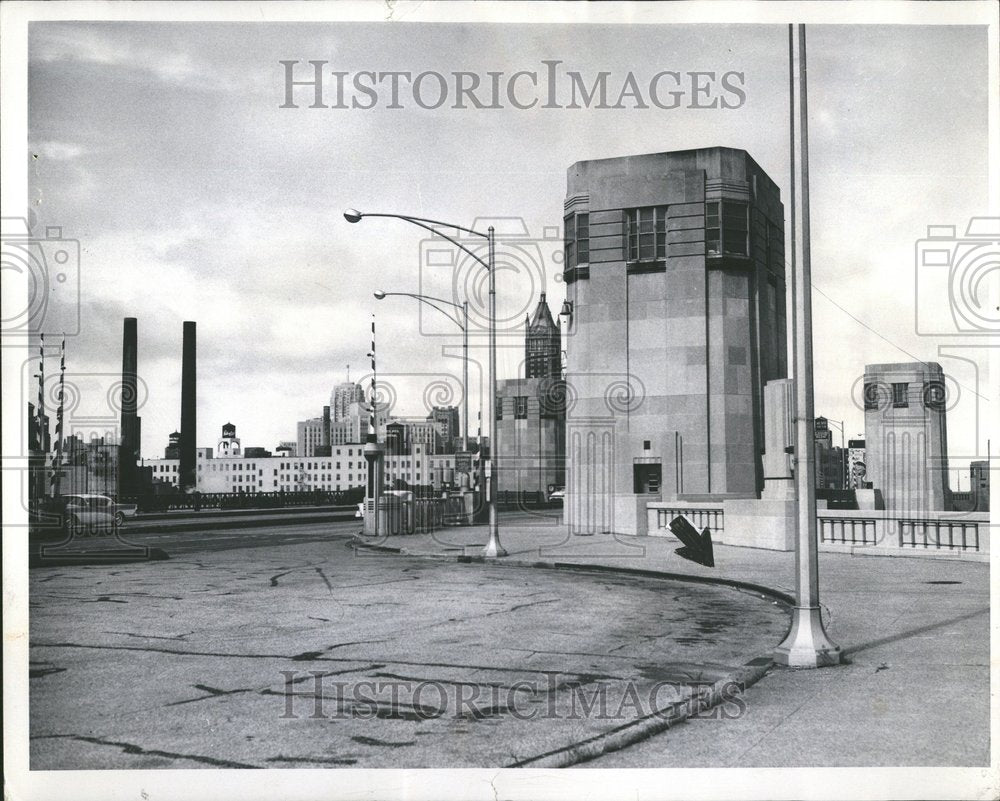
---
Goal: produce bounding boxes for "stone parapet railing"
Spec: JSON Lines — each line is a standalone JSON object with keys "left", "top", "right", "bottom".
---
{"left": 647, "top": 500, "right": 990, "bottom": 559}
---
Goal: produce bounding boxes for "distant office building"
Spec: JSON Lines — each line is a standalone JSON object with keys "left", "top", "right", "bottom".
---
{"left": 525, "top": 292, "right": 561, "bottom": 379}
{"left": 428, "top": 406, "right": 461, "bottom": 451}
{"left": 49, "top": 435, "right": 120, "bottom": 498}
{"left": 296, "top": 417, "right": 324, "bottom": 457}
{"left": 403, "top": 418, "right": 441, "bottom": 453}
{"left": 217, "top": 423, "right": 242, "bottom": 458}
{"left": 496, "top": 294, "right": 566, "bottom": 497}
{"left": 496, "top": 376, "right": 566, "bottom": 496}
{"left": 813, "top": 417, "right": 845, "bottom": 490}
{"left": 331, "top": 382, "right": 365, "bottom": 422}
{"left": 61, "top": 434, "right": 87, "bottom": 466}
{"left": 331, "top": 401, "right": 388, "bottom": 445}
{"left": 385, "top": 421, "right": 406, "bottom": 456}
{"left": 863, "top": 362, "right": 950, "bottom": 512}
{"left": 562, "top": 147, "right": 787, "bottom": 533}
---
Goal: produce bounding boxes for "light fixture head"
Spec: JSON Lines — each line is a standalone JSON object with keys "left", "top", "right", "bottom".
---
{"left": 343, "top": 208, "right": 363, "bottom": 223}
{"left": 373, "top": 290, "right": 386, "bottom": 300}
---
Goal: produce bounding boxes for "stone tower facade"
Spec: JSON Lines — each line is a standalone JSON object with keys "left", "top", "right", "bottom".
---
{"left": 863, "top": 361, "right": 950, "bottom": 512}
{"left": 561, "top": 147, "right": 787, "bottom": 534}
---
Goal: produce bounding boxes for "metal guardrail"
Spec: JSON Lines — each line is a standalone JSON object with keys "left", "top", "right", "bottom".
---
{"left": 818, "top": 516, "right": 877, "bottom": 546}
{"left": 897, "top": 518, "right": 980, "bottom": 551}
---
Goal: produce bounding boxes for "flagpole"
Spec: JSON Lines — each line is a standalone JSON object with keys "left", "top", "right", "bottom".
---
{"left": 52, "top": 336, "right": 66, "bottom": 498}
{"left": 37, "top": 334, "right": 47, "bottom": 504}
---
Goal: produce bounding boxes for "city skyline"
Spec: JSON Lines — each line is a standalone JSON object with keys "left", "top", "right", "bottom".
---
{"left": 18, "top": 19, "right": 993, "bottom": 474}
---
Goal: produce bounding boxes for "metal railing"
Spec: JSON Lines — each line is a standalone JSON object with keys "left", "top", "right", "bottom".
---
{"left": 898, "top": 518, "right": 980, "bottom": 551}
{"left": 818, "top": 516, "right": 877, "bottom": 546}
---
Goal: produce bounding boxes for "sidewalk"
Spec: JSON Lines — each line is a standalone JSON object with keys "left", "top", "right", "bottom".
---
{"left": 362, "top": 519, "right": 991, "bottom": 767}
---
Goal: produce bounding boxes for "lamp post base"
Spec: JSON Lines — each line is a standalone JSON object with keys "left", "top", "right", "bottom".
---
{"left": 773, "top": 605, "right": 842, "bottom": 668}
{"left": 482, "top": 530, "right": 507, "bottom": 558}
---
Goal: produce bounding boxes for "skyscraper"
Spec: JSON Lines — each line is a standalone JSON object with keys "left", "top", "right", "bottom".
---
{"left": 496, "top": 293, "right": 567, "bottom": 497}
{"left": 525, "top": 293, "right": 561, "bottom": 379}
{"left": 427, "top": 405, "right": 460, "bottom": 452}
{"left": 331, "top": 382, "right": 365, "bottom": 422}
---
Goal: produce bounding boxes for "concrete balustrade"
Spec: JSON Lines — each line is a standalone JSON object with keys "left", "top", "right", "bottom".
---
{"left": 646, "top": 500, "right": 989, "bottom": 561}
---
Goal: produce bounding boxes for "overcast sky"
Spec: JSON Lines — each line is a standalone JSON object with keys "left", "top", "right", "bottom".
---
{"left": 23, "top": 18, "right": 991, "bottom": 478}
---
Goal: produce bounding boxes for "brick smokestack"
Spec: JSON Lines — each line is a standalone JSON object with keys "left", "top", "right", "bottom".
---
{"left": 117, "top": 317, "right": 138, "bottom": 498}
{"left": 180, "top": 321, "right": 197, "bottom": 492}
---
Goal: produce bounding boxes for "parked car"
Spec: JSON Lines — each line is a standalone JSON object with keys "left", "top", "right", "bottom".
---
{"left": 60, "top": 494, "right": 118, "bottom": 537}
{"left": 112, "top": 500, "right": 138, "bottom": 526}
{"left": 548, "top": 487, "right": 565, "bottom": 504}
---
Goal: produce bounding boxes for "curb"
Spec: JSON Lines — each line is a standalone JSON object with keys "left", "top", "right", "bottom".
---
{"left": 30, "top": 546, "right": 171, "bottom": 568}
{"left": 508, "top": 656, "right": 774, "bottom": 768}
{"left": 352, "top": 537, "right": 795, "bottom": 606}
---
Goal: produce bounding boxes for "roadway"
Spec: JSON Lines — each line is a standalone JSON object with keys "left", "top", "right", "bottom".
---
{"left": 28, "top": 512, "right": 786, "bottom": 769}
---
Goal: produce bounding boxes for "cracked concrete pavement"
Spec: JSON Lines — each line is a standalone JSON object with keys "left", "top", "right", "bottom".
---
{"left": 29, "top": 521, "right": 787, "bottom": 769}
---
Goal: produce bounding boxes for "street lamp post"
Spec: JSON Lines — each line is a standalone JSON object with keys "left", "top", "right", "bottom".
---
{"left": 374, "top": 290, "right": 469, "bottom": 453}
{"left": 345, "top": 209, "right": 505, "bottom": 557}
{"left": 774, "top": 24, "right": 841, "bottom": 668}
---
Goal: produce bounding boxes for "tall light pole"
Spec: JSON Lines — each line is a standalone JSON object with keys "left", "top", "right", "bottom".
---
{"left": 374, "top": 290, "right": 469, "bottom": 453}
{"left": 774, "top": 24, "right": 841, "bottom": 668}
{"left": 345, "top": 209, "right": 505, "bottom": 557}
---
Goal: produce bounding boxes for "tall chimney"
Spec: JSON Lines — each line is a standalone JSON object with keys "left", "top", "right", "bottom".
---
{"left": 117, "top": 317, "right": 138, "bottom": 498}
{"left": 322, "top": 405, "right": 331, "bottom": 448}
{"left": 180, "top": 321, "right": 197, "bottom": 492}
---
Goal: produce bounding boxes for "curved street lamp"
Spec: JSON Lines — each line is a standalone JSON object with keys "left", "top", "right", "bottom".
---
{"left": 373, "top": 290, "right": 469, "bottom": 454}
{"left": 345, "top": 209, "right": 505, "bottom": 558}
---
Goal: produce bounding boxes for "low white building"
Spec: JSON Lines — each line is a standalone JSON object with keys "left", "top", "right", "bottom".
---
{"left": 145, "top": 444, "right": 456, "bottom": 494}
